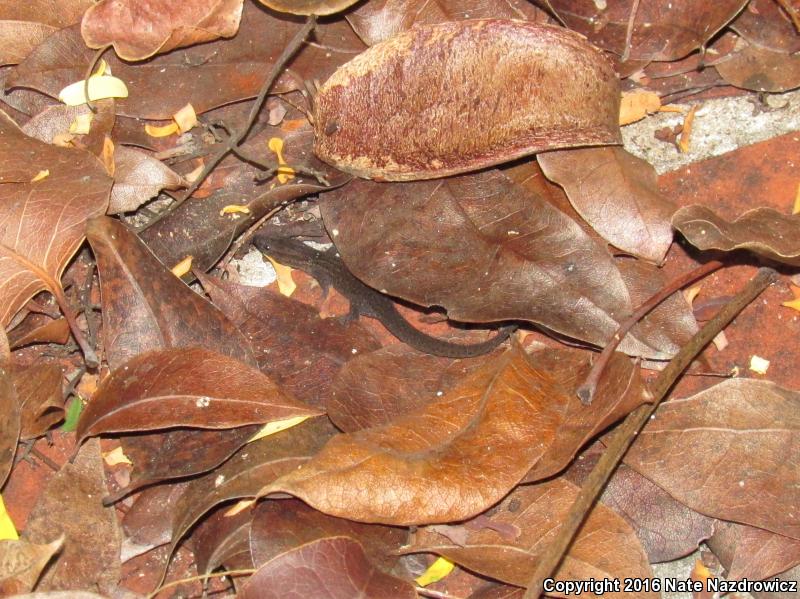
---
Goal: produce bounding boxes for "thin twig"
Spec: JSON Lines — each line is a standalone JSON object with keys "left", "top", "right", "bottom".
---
{"left": 218, "top": 204, "right": 285, "bottom": 272}
{"left": 620, "top": 0, "right": 641, "bottom": 63}
{"left": 147, "top": 568, "right": 256, "bottom": 599}
{"left": 578, "top": 259, "right": 723, "bottom": 404}
{"left": 522, "top": 267, "right": 777, "bottom": 599}
{"left": 139, "top": 17, "right": 317, "bottom": 233}
{"left": 83, "top": 45, "right": 110, "bottom": 113}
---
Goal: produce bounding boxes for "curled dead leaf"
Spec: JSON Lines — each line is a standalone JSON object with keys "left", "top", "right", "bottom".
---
{"left": 672, "top": 205, "right": 800, "bottom": 266}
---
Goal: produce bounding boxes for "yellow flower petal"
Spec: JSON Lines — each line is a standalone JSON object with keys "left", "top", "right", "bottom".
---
{"left": 0, "top": 495, "right": 18, "bottom": 540}
{"left": 248, "top": 415, "right": 309, "bottom": 442}
{"left": 58, "top": 75, "right": 129, "bottom": 106}
{"left": 145, "top": 122, "right": 179, "bottom": 137}
{"left": 171, "top": 255, "right": 193, "bottom": 278}
{"left": 415, "top": 557, "right": 455, "bottom": 587}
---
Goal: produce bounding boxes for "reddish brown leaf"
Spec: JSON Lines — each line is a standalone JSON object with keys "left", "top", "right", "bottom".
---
{"left": 250, "top": 499, "right": 408, "bottom": 574}
{"left": 82, "top": 0, "right": 244, "bottom": 61}
{"left": 86, "top": 216, "right": 256, "bottom": 370}
{"left": 625, "top": 379, "right": 800, "bottom": 539}
{"left": 107, "top": 146, "right": 184, "bottom": 214}
{"left": 715, "top": 37, "right": 800, "bottom": 92}
{"left": 538, "top": 146, "right": 676, "bottom": 263}
{"left": 198, "top": 274, "right": 380, "bottom": 410}
{"left": 0, "top": 365, "right": 19, "bottom": 488}
{"left": 11, "top": 363, "right": 63, "bottom": 440}
{"left": 544, "top": 0, "right": 747, "bottom": 63}
{"left": 77, "top": 347, "right": 321, "bottom": 442}
{"left": 0, "top": 110, "right": 111, "bottom": 327}
{"left": 119, "top": 426, "right": 259, "bottom": 498}
{"left": 122, "top": 482, "right": 190, "bottom": 554}
{"left": 313, "top": 20, "right": 620, "bottom": 180}
{"left": 190, "top": 504, "right": 253, "bottom": 576}
{"left": 257, "top": 0, "right": 360, "bottom": 15}
{"left": 7, "top": 314, "right": 70, "bottom": 348}
{"left": 239, "top": 536, "right": 416, "bottom": 599}
{"left": 0, "top": 0, "right": 91, "bottom": 65}
{"left": 261, "top": 345, "right": 647, "bottom": 525}
{"left": 328, "top": 344, "right": 493, "bottom": 432}
{"left": 731, "top": 0, "right": 800, "bottom": 53}
{"left": 168, "top": 418, "right": 336, "bottom": 561}
{"left": 672, "top": 205, "right": 800, "bottom": 266}
{"left": 709, "top": 521, "right": 800, "bottom": 582}
{"left": 403, "top": 479, "right": 656, "bottom": 596}
{"left": 321, "top": 170, "right": 683, "bottom": 358}
{"left": 565, "top": 450, "right": 715, "bottom": 563}
{"left": 346, "top": 0, "right": 550, "bottom": 46}
{"left": 9, "top": 5, "right": 365, "bottom": 119}
{"left": 21, "top": 439, "right": 121, "bottom": 594}
{"left": 0, "top": 536, "right": 63, "bottom": 594}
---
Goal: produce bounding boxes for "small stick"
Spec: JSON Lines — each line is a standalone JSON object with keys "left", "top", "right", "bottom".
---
{"left": 139, "top": 17, "right": 316, "bottom": 233}
{"left": 218, "top": 204, "right": 285, "bottom": 272}
{"left": 522, "top": 266, "right": 777, "bottom": 599}
{"left": 620, "top": 0, "right": 641, "bottom": 63}
{"left": 83, "top": 45, "right": 110, "bottom": 113}
{"left": 146, "top": 568, "right": 256, "bottom": 599}
{"left": 578, "top": 259, "right": 723, "bottom": 404}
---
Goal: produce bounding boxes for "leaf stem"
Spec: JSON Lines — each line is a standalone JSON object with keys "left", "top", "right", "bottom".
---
{"left": 139, "top": 16, "right": 317, "bottom": 233}
{"left": 522, "top": 266, "right": 777, "bottom": 599}
{"left": 578, "top": 259, "right": 723, "bottom": 404}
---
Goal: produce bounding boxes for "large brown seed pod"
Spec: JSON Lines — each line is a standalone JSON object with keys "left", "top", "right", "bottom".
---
{"left": 313, "top": 19, "right": 622, "bottom": 181}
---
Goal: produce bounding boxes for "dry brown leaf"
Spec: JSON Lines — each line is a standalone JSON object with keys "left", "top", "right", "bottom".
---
{"left": 672, "top": 205, "right": 800, "bottom": 266}
{"left": 625, "top": 379, "right": 800, "bottom": 539}
{"left": 0, "top": 110, "right": 111, "bottom": 328}
{"left": 538, "top": 146, "right": 676, "bottom": 263}
{"left": 0, "top": 536, "right": 63, "bottom": 594}
{"left": 260, "top": 344, "right": 646, "bottom": 525}
{"left": 715, "top": 36, "right": 800, "bottom": 92}
{"left": 314, "top": 19, "right": 620, "bottom": 180}
{"left": 403, "top": 479, "right": 656, "bottom": 596}
{"left": 81, "top": 0, "right": 244, "bottom": 61}
{"left": 76, "top": 346, "right": 321, "bottom": 443}
{"left": 107, "top": 146, "right": 184, "bottom": 214}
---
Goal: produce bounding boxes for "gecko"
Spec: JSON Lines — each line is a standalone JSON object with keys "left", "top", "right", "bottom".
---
{"left": 253, "top": 234, "right": 515, "bottom": 359}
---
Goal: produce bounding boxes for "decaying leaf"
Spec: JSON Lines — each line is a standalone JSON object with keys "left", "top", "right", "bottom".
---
{"left": 250, "top": 498, "right": 407, "bottom": 574}
{"left": 708, "top": 520, "right": 800, "bottom": 582}
{"left": 107, "top": 146, "right": 184, "bottom": 214}
{"left": 625, "top": 379, "right": 800, "bottom": 539}
{"left": 672, "top": 205, "right": 800, "bottom": 266}
{"left": 21, "top": 440, "right": 121, "bottom": 594}
{"left": 260, "top": 345, "right": 646, "bottom": 525}
{"left": 538, "top": 147, "right": 676, "bottom": 263}
{"left": 0, "top": 110, "right": 111, "bottom": 327}
{"left": 0, "top": 536, "right": 63, "bottom": 594}
{"left": 346, "top": 0, "right": 550, "bottom": 46}
{"left": 81, "top": 0, "right": 244, "bottom": 61}
{"left": 167, "top": 418, "right": 336, "bottom": 564}
{"left": 198, "top": 273, "right": 380, "bottom": 409}
{"left": 321, "top": 170, "right": 687, "bottom": 358}
{"left": 543, "top": 0, "right": 747, "bottom": 63}
{"left": 11, "top": 363, "right": 63, "bottom": 440}
{"left": 76, "top": 347, "right": 321, "bottom": 443}
{"left": 565, "top": 451, "right": 715, "bottom": 563}
{"left": 0, "top": 0, "right": 91, "bottom": 65}
{"left": 118, "top": 426, "right": 260, "bottom": 498}
{"left": 715, "top": 36, "right": 800, "bottom": 92}
{"left": 239, "top": 537, "right": 417, "bottom": 599}
{"left": 730, "top": 0, "right": 800, "bottom": 54}
{"left": 189, "top": 505, "right": 253, "bottom": 576}
{"left": 86, "top": 216, "right": 257, "bottom": 369}
{"left": 314, "top": 19, "right": 621, "bottom": 180}
{"left": 403, "top": 479, "right": 656, "bottom": 596}
{"left": 257, "top": 0, "right": 360, "bottom": 16}
{"left": 0, "top": 367, "right": 19, "bottom": 488}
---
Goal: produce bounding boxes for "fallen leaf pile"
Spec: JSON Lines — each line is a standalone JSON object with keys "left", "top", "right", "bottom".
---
{"left": 0, "top": 0, "right": 799, "bottom": 597}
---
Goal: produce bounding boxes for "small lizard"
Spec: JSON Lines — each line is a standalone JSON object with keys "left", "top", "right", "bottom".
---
{"left": 253, "top": 234, "right": 515, "bottom": 359}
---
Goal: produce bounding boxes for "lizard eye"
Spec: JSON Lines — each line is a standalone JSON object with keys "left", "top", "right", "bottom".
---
{"left": 324, "top": 121, "right": 340, "bottom": 136}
